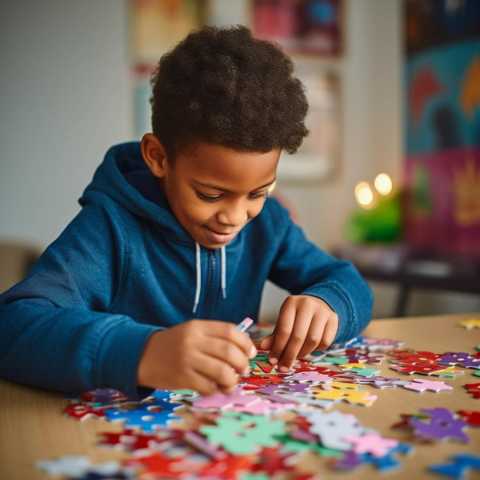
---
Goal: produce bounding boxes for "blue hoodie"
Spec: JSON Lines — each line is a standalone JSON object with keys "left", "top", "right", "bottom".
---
{"left": 0, "top": 142, "right": 373, "bottom": 396}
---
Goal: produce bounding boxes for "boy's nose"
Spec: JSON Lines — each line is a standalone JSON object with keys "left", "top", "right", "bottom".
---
{"left": 217, "top": 203, "right": 248, "bottom": 227}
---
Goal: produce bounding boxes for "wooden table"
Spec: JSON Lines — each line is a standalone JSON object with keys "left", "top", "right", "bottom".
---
{"left": 1, "top": 314, "right": 479, "bottom": 479}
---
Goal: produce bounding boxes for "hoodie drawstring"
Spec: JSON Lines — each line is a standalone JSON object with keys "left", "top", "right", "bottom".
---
{"left": 221, "top": 246, "right": 227, "bottom": 300}
{"left": 192, "top": 243, "right": 227, "bottom": 314}
{"left": 193, "top": 242, "right": 202, "bottom": 314}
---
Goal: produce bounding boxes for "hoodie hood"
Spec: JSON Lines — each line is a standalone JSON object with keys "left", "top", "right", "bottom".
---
{"left": 80, "top": 141, "right": 194, "bottom": 246}
{"left": 80, "top": 141, "right": 227, "bottom": 313}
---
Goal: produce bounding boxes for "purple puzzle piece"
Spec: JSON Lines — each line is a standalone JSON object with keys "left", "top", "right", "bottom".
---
{"left": 333, "top": 450, "right": 364, "bottom": 471}
{"left": 439, "top": 352, "right": 473, "bottom": 366}
{"left": 410, "top": 408, "right": 469, "bottom": 443}
{"left": 438, "top": 352, "right": 480, "bottom": 370}
{"left": 461, "top": 357, "right": 480, "bottom": 369}
{"left": 256, "top": 383, "right": 309, "bottom": 402}
{"left": 281, "top": 383, "right": 310, "bottom": 394}
{"left": 256, "top": 384, "right": 280, "bottom": 395}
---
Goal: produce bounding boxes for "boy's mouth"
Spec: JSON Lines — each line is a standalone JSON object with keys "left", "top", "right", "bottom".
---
{"left": 203, "top": 226, "right": 238, "bottom": 245}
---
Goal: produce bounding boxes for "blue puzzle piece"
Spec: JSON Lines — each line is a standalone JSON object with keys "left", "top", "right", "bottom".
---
{"left": 429, "top": 454, "right": 480, "bottom": 480}
{"left": 366, "top": 443, "right": 413, "bottom": 472}
{"left": 150, "top": 389, "right": 174, "bottom": 402}
{"left": 72, "top": 472, "right": 131, "bottom": 480}
{"left": 105, "top": 404, "right": 180, "bottom": 432}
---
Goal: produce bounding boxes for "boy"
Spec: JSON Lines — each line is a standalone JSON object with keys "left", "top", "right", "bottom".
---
{"left": 0, "top": 26, "right": 372, "bottom": 397}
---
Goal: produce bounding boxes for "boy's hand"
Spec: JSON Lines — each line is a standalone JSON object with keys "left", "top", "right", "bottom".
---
{"left": 137, "top": 320, "right": 257, "bottom": 396}
{"left": 259, "top": 295, "right": 338, "bottom": 371}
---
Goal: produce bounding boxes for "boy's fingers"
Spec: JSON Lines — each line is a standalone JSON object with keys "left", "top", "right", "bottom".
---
{"left": 277, "top": 303, "right": 314, "bottom": 370}
{"left": 269, "top": 300, "right": 296, "bottom": 364}
{"left": 205, "top": 321, "right": 257, "bottom": 358}
{"left": 298, "top": 313, "right": 328, "bottom": 359}
{"left": 201, "top": 338, "right": 250, "bottom": 375}
{"left": 189, "top": 366, "right": 220, "bottom": 396}
{"left": 259, "top": 334, "right": 274, "bottom": 350}
{"left": 193, "top": 352, "right": 239, "bottom": 391}
{"left": 318, "top": 314, "right": 339, "bottom": 350}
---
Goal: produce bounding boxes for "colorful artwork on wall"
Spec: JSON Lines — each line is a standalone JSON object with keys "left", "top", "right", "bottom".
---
{"left": 404, "top": 0, "right": 480, "bottom": 258}
{"left": 130, "top": 0, "right": 207, "bottom": 137}
{"left": 251, "top": 0, "right": 343, "bottom": 57}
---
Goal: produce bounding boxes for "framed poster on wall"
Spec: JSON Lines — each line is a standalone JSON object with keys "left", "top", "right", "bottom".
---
{"left": 251, "top": 0, "right": 343, "bottom": 58}
{"left": 278, "top": 62, "right": 341, "bottom": 182}
{"left": 130, "top": 0, "right": 207, "bottom": 137}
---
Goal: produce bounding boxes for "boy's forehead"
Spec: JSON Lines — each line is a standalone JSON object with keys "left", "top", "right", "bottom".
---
{"left": 178, "top": 142, "right": 280, "bottom": 189}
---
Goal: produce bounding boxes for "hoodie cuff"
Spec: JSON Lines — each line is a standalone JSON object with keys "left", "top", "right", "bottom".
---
{"left": 301, "top": 284, "right": 355, "bottom": 343}
{"left": 95, "top": 319, "right": 162, "bottom": 398}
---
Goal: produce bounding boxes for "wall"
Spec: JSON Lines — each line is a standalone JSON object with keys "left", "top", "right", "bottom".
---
{"left": 0, "top": 0, "right": 131, "bottom": 246}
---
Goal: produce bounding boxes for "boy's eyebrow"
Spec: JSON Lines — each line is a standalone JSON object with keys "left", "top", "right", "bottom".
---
{"left": 193, "top": 178, "right": 276, "bottom": 193}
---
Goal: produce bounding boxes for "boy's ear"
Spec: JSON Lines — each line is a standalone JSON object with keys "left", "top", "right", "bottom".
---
{"left": 141, "top": 133, "right": 169, "bottom": 178}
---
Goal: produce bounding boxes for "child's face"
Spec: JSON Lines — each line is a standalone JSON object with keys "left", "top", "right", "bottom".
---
{"left": 143, "top": 137, "right": 280, "bottom": 249}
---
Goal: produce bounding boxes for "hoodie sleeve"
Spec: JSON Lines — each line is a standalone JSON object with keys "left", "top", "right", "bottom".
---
{"left": 267, "top": 201, "right": 374, "bottom": 343}
{"left": 0, "top": 204, "right": 159, "bottom": 396}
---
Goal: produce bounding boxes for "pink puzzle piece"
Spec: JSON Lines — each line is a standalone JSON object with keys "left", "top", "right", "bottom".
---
{"left": 403, "top": 379, "right": 453, "bottom": 393}
{"left": 237, "top": 398, "right": 296, "bottom": 414}
{"left": 344, "top": 433, "right": 399, "bottom": 458}
{"left": 285, "top": 372, "right": 333, "bottom": 383}
{"left": 192, "top": 388, "right": 258, "bottom": 410}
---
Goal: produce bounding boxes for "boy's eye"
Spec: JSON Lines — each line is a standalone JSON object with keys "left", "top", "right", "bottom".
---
{"left": 195, "top": 190, "right": 268, "bottom": 202}
{"left": 196, "top": 191, "right": 223, "bottom": 202}
{"left": 249, "top": 191, "right": 267, "bottom": 200}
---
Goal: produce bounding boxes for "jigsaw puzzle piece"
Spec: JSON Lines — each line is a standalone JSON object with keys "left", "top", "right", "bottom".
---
{"left": 429, "top": 454, "right": 480, "bottom": 479}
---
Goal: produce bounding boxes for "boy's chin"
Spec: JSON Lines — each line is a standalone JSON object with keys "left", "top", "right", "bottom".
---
{"left": 197, "top": 239, "right": 231, "bottom": 250}
{"left": 199, "top": 226, "right": 238, "bottom": 248}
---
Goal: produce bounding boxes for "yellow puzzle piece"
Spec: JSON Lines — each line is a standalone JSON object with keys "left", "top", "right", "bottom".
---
{"left": 459, "top": 318, "right": 480, "bottom": 330}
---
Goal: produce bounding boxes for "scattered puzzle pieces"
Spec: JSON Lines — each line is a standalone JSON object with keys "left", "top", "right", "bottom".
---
{"left": 43, "top": 330, "right": 480, "bottom": 480}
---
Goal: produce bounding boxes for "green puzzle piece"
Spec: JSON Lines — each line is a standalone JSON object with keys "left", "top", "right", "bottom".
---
{"left": 277, "top": 435, "right": 342, "bottom": 458}
{"left": 241, "top": 474, "right": 270, "bottom": 480}
{"left": 200, "top": 412, "right": 285, "bottom": 455}
{"left": 321, "top": 355, "right": 349, "bottom": 365}
{"left": 348, "top": 367, "right": 379, "bottom": 377}
{"left": 254, "top": 353, "right": 269, "bottom": 362}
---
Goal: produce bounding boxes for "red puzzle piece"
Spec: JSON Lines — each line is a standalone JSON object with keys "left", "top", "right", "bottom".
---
{"left": 63, "top": 403, "right": 109, "bottom": 421}
{"left": 464, "top": 383, "right": 480, "bottom": 399}
{"left": 251, "top": 447, "right": 294, "bottom": 476}
{"left": 457, "top": 410, "right": 480, "bottom": 427}
{"left": 199, "top": 453, "right": 253, "bottom": 479}
{"left": 98, "top": 429, "right": 183, "bottom": 452}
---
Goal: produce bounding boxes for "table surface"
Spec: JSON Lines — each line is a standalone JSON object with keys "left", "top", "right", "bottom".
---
{"left": 1, "top": 313, "right": 479, "bottom": 480}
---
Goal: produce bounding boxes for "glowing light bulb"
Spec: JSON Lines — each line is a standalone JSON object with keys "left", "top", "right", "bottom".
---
{"left": 374, "top": 173, "right": 393, "bottom": 196}
{"left": 354, "top": 181, "right": 374, "bottom": 208}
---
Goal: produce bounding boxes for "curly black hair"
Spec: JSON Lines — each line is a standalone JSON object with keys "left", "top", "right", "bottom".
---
{"left": 150, "top": 25, "right": 309, "bottom": 158}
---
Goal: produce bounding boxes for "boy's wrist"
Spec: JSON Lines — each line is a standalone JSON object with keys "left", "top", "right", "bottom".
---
{"left": 137, "top": 329, "right": 168, "bottom": 388}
